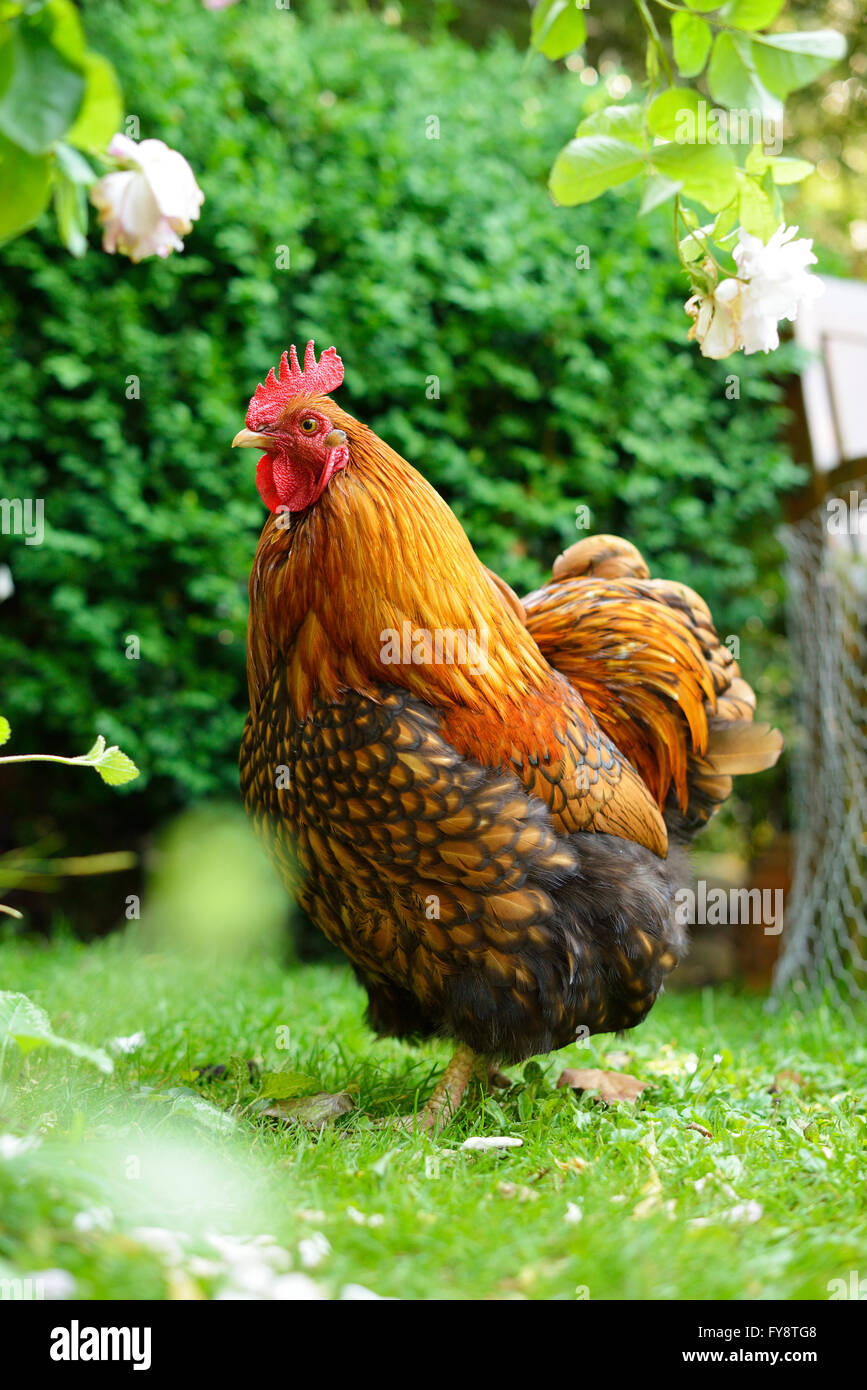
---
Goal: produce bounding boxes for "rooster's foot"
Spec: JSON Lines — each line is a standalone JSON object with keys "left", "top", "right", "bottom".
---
{"left": 388, "top": 1043, "right": 482, "bottom": 1135}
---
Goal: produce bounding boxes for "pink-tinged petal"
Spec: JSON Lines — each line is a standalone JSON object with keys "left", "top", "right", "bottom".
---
{"left": 107, "top": 133, "right": 141, "bottom": 164}
{"left": 92, "top": 134, "right": 203, "bottom": 261}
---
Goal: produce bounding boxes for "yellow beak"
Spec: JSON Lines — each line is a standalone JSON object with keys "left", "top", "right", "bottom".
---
{"left": 232, "top": 428, "right": 273, "bottom": 450}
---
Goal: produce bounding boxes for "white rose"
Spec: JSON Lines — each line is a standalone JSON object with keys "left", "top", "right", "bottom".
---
{"left": 733, "top": 223, "right": 823, "bottom": 354}
{"left": 685, "top": 223, "right": 822, "bottom": 359}
{"left": 90, "top": 134, "right": 204, "bottom": 263}
{"left": 685, "top": 278, "right": 743, "bottom": 360}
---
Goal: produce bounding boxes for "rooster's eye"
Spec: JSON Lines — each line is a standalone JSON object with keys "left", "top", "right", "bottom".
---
{"left": 300, "top": 417, "right": 318, "bottom": 434}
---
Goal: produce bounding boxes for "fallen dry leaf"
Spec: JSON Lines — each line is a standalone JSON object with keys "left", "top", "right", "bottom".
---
{"left": 262, "top": 1091, "right": 354, "bottom": 1127}
{"left": 496, "top": 1181, "right": 538, "bottom": 1202}
{"left": 554, "top": 1155, "right": 589, "bottom": 1174}
{"left": 769, "top": 1069, "right": 804, "bottom": 1094}
{"left": 686, "top": 1121, "right": 713, "bottom": 1139}
{"left": 557, "top": 1068, "right": 650, "bottom": 1104}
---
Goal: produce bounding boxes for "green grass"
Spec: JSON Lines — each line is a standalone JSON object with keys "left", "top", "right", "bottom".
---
{"left": 1, "top": 928, "right": 865, "bottom": 1301}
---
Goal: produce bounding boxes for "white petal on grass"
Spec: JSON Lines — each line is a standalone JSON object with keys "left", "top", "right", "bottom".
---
{"left": 461, "top": 1136, "right": 524, "bottom": 1151}
{"left": 340, "top": 1283, "right": 391, "bottom": 1300}
{"left": 131, "top": 1226, "right": 187, "bottom": 1264}
{"left": 73, "top": 1206, "right": 113, "bottom": 1233}
{"left": 564, "top": 1203, "right": 583, "bottom": 1225}
{"left": 270, "top": 1273, "right": 328, "bottom": 1300}
{"left": 110, "top": 1032, "right": 146, "bottom": 1054}
{"left": 298, "top": 1233, "right": 331, "bottom": 1269}
{"left": 0, "top": 1134, "right": 41, "bottom": 1159}
{"left": 689, "top": 1200, "right": 763, "bottom": 1228}
{"left": 345, "top": 1206, "right": 385, "bottom": 1227}
{"left": 206, "top": 1233, "right": 290, "bottom": 1272}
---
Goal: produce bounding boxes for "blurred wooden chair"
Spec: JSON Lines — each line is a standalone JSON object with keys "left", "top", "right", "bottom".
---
{"left": 785, "top": 274, "right": 867, "bottom": 524}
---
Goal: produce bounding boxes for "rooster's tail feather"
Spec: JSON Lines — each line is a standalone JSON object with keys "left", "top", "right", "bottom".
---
{"left": 521, "top": 535, "right": 782, "bottom": 846}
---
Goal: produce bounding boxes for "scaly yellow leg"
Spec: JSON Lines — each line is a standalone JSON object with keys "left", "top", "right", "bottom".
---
{"left": 403, "top": 1042, "right": 480, "bottom": 1134}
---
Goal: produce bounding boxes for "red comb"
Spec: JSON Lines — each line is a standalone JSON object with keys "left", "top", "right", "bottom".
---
{"left": 246, "top": 341, "right": 344, "bottom": 429}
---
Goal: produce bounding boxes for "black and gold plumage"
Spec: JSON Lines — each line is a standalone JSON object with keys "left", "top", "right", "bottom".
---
{"left": 235, "top": 345, "right": 783, "bottom": 1130}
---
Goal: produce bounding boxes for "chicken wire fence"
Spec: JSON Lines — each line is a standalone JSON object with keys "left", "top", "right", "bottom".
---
{"left": 772, "top": 482, "right": 867, "bottom": 1011}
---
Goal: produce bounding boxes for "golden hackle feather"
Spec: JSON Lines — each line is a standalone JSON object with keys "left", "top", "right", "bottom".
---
{"left": 247, "top": 403, "right": 669, "bottom": 858}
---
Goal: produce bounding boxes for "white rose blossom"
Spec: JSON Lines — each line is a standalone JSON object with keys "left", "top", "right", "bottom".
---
{"left": 686, "top": 224, "right": 822, "bottom": 360}
{"left": 685, "top": 277, "right": 742, "bottom": 361}
{"left": 90, "top": 134, "right": 204, "bottom": 264}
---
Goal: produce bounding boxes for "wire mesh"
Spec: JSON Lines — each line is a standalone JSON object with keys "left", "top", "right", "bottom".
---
{"left": 773, "top": 483, "right": 867, "bottom": 1009}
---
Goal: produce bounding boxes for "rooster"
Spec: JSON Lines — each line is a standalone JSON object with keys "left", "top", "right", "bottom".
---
{"left": 234, "top": 342, "right": 782, "bottom": 1131}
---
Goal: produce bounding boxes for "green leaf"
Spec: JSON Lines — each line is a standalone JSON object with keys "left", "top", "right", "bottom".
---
{"left": 81, "top": 734, "right": 139, "bottom": 784}
{"left": 712, "top": 200, "right": 740, "bottom": 239}
{"left": 769, "top": 156, "right": 814, "bottom": 184}
{"left": 639, "top": 173, "right": 683, "bottom": 215}
{"left": 0, "top": 717, "right": 9, "bottom": 747}
{"left": 65, "top": 53, "right": 122, "bottom": 151}
{"left": 752, "top": 30, "right": 847, "bottom": 98}
{"left": 260, "top": 1070, "right": 321, "bottom": 1099}
{"left": 260, "top": 1091, "right": 354, "bottom": 1126}
{"left": 679, "top": 232, "right": 707, "bottom": 264}
{"left": 737, "top": 170, "right": 780, "bottom": 239}
{"left": 647, "top": 88, "right": 702, "bottom": 141}
{"left": 44, "top": 0, "right": 88, "bottom": 65}
{"left": 726, "top": 0, "right": 786, "bottom": 30}
{"left": 0, "top": 991, "right": 113, "bottom": 1072}
{"left": 672, "top": 13, "right": 712, "bottom": 79}
{"left": 53, "top": 166, "right": 88, "bottom": 257}
{"left": 85, "top": 734, "right": 106, "bottom": 761}
{"left": 530, "top": 0, "right": 586, "bottom": 61}
{"left": 55, "top": 142, "right": 95, "bottom": 185}
{"left": 0, "top": 16, "right": 85, "bottom": 155}
{"left": 744, "top": 143, "right": 769, "bottom": 175}
{"left": 684, "top": 0, "right": 724, "bottom": 11}
{"left": 746, "top": 147, "right": 814, "bottom": 184}
{"left": 0, "top": 136, "right": 51, "bottom": 240}
{"left": 651, "top": 140, "right": 738, "bottom": 211}
{"left": 707, "top": 32, "right": 783, "bottom": 119}
{"left": 576, "top": 103, "right": 646, "bottom": 147}
{"left": 549, "top": 135, "right": 645, "bottom": 206}
{"left": 156, "top": 1087, "right": 236, "bottom": 1133}
{"left": 92, "top": 746, "right": 139, "bottom": 786}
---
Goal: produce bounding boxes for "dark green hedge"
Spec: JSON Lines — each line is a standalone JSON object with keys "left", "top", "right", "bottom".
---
{"left": 0, "top": 0, "right": 800, "bottom": 906}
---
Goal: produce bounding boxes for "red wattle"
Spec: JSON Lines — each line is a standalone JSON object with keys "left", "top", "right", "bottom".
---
{"left": 256, "top": 454, "right": 281, "bottom": 513}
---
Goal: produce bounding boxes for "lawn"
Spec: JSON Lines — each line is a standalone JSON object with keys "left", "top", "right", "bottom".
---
{"left": 1, "top": 928, "right": 864, "bottom": 1302}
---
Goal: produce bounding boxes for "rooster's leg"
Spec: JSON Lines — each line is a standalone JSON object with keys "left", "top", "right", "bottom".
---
{"left": 404, "top": 1042, "right": 480, "bottom": 1134}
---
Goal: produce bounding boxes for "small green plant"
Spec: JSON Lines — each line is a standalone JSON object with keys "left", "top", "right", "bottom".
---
{"left": 0, "top": 989, "right": 112, "bottom": 1075}
{"left": 0, "top": 713, "right": 138, "bottom": 918}
{"left": 0, "top": 715, "right": 138, "bottom": 785}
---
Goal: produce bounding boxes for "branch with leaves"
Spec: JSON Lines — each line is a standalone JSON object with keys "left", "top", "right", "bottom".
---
{"left": 530, "top": 0, "right": 847, "bottom": 358}
{"left": 0, "top": 715, "right": 138, "bottom": 918}
{"left": 0, "top": 0, "right": 204, "bottom": 260}
{"left": 0, "top": 717, "right": 139, "bottom": 785}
